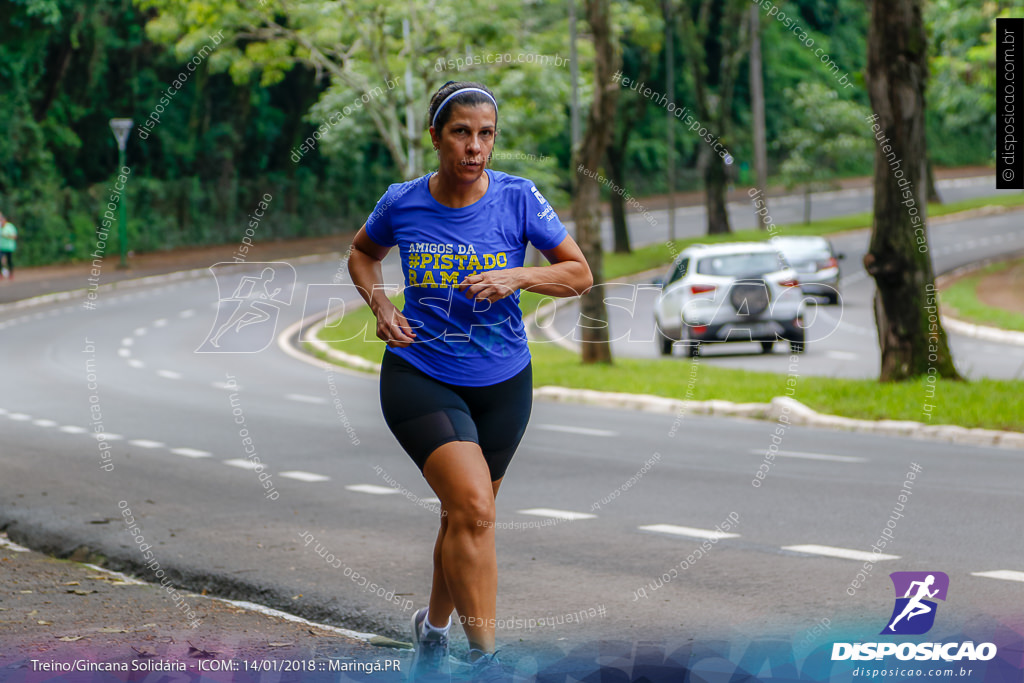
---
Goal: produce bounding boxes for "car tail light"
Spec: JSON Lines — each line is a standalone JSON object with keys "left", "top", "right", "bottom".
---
{"left": 690, "top": 284, "right": 717, "bottom": 295}
{"left": 817, "top": 257, "right": 838, "bottom": 270}
{"left": 779, "top": 279, "right": 799, "bottom": 288}
{"left": 691, "top": 325, "right": 708, "bottom": 336}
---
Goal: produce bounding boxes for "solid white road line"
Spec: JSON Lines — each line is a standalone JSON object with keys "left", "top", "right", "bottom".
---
{"left": 518, "top": 508, "right": 597, "bottom": 521}
{"left": 157, "top": 370, "right": 182, "bottom": 380}
{"left": 639, "top": 524, "right": 740, "bottom": 540}
{"left": 970, "top": 570, "right": 1024, "bottom": 583}
{"left": 285, "top": 394, "right": 328, "bottom": 404}
{"left": 280, "top": 471, "right": 331, "bottom": 483}
{"left": 345, "top": 484, "right": 399, "bottom": 495}
{"left": 534, "top": 424, "right": 618, "bottom": 437}
{"left": 748, "top": 449, "right": 867, "bottom": 463}
{"left": 128, "top": 439, "right": 165, "bottom": 449}
{"left": 171, "top": 448, "right": 212, "bottom": 458}
{"left": 782, "top": 544, "right": 899, "bottom": 562}
{"left": 224, "top": 459, "right": 260, "bottom": 470}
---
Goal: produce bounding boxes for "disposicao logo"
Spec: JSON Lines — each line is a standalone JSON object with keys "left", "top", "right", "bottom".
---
{"left": 832, "top": 571, "right": 998, "bottom": 662}
{"left": 882, "top": 571, "right": 948, "bottom": 635}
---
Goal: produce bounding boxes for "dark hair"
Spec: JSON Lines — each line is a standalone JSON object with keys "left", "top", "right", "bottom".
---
{"left": 428, "top": 81, "right": 498, "bottom": 133}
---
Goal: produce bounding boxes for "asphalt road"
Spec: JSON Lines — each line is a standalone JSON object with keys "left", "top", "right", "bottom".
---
{"left": 553, "top": 203, "right": 1024, "bottom": 380}
{"left": 2, "top": 254, "right": 1023, "bottom": 666}
{"left": 1, "top": 174, "right": 1022, "bottom": 673}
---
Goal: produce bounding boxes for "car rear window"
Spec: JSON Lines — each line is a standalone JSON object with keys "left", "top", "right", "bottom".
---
{"left": 696, "top": 252, "right": 784, "bottom": 277}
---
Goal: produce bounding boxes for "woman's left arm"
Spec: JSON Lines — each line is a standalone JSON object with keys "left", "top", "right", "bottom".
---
{"left": 459, "top": 235, "right": 593, "bottom": 302}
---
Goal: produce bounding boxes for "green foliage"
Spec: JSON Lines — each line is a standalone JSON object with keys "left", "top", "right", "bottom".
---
{"left": 0, "top": 0, "right": 1006, "bottom": 267}
{"left": 925, "top": 0, "right": 1024, "bottom": 166}
{"left": 775, "top": 81, "right": 872, "bottom": 203}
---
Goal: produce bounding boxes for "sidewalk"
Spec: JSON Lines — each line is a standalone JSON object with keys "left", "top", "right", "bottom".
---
{"left": 0, "top": 234, "right": 352, "bottom": 307}
{"left": 0, "top": 533, "right": 407, "bottom": 681}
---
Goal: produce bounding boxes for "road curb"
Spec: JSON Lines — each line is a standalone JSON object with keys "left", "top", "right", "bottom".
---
{"left": 934, "top": 252, "right": 1024, "bottom": 347}
{"left": 0, "top": 252, "right": 340, "bottom": 316}
{"left": 300, "top": 307, "right": 1024, "bottom": 451}
{"left": 532, "top": 387, "right": 1024, "bottom": 450}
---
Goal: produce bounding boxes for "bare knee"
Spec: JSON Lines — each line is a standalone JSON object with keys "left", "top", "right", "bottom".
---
{"left": 446, "top": 492, "right": 495, "bottom": 533}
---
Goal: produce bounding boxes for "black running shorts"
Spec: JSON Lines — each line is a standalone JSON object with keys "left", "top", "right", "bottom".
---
{"left": 378, "top": 349, "right": 533, "bottom": 481}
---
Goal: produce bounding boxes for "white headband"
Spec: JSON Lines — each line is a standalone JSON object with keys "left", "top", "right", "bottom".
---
{"left": 431, "top": 88, "right": 498, "bottom": 129}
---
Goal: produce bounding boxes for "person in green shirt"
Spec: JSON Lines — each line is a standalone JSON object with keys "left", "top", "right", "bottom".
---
{"left": 0, "top": 211, "right": 17, "bottom": 280}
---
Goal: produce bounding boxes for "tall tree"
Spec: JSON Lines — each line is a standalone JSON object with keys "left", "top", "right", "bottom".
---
{"left": 864, "top": 0, "right": 960, "bottom": 381}
{"left": 605, "top": 5, "right": 660, "bottom": 254}
{"left": 748, "top": 4, "right": 770, "bottom": 230}
{"left": 573, "top": 0, "right": 621, "bottom": 364}
{"left": 677, "top": 0, "right": 748, "bottom": 235}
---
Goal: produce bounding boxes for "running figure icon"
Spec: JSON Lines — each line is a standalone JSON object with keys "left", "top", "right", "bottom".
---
{"left": 888, "top": 574, "right": 938, "bottom": 631}
{"left": 197, "top": 262, "right": 296, "bottom": 353}
{"left": 882, "top": 571, "right": 949, "bottom": 635}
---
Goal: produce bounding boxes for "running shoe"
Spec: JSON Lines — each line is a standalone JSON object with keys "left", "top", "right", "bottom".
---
{"left": 410, "top": 607, "right": 451, "bottom": 682}
{"left": 464, "top": 651, "right": 510, "bottom": 683}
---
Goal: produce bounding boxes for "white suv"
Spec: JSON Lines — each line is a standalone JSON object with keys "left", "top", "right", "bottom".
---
{"left": 653, "top": 242, "right": 808, "bottom": 357}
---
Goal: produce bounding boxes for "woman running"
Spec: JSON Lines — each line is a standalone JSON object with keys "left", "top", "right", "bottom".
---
{"left": 347, "top": 80, "right": 592, "bottom": 681}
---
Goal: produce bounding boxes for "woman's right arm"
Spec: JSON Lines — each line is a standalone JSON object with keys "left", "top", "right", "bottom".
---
{"left": 347, "top": 225, "right": 417, "bottom": 347}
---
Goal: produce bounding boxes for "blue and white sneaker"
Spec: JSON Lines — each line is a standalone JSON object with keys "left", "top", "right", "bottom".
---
{"left": 410, "top": 607, "right": 451, "bottom": 682}
{"left": 464, "top": 650, "right": 511, "bottom": 683}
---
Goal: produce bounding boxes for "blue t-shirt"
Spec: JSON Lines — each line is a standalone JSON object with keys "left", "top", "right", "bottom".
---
{"left": 365, "top": 170, "right": 568, "bottom": 386}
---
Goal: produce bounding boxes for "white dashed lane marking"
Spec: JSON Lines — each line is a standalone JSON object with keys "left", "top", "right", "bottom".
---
{"left": 782, "top": 544, "right": 899, "bottom": 562}
{"left": 32, "top": 419, "right": 58, "bottom": 427}
{"left": 171, "top": 448, "right": 212, "bottom": 459}
{"left": 280, "top": 471, "right": 331, "bottom": 483}
{"left": 534, "top": 424, "right": 617, "bottom": 437}
{"left": 749, "top": 449, "right": 866, "bottom": 463}
{"left": 59, "top": 425, "right": 87, "bottom": 434}
{"left": 8, "top": 413, "right": 31, "bottom": 421}
{"left": 345, "top": 484, "right": 399, "bottom": 495}
{"left": 157, "top": 370, "right": 183, "bottom": 380}
{"left": 117, "top": 348, "right": 131, "bottom": 358}
{"left": 518, "top": 508, "right": 596, "bottom": 521}
{"left": 224, "top": 459, "right": 260, "bottom": 470}
{"left": 970, "top": 570, "right": 1024, "bottom": 583}
{"left": 638, "top": 524, "right": 740, "bottom": 540}
{"left": 128, "top": 439, "right": 165, "bottom": 449}
{"left": 128, "top": 359, "right": 145, "bottom": 369}
{"left": 285, "top": 394, "right": 328, "bottom": 404}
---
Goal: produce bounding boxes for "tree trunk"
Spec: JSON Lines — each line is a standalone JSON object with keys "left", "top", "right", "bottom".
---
{"left": 749, "top": 4, "right": 771, "bottom": 230}
{"left": 606, "top": 145, "right": 632, "bottom": 254}
{"left": 572, "top": 0, "right": 621, "bottom": 364}
{"left": 864, "top": 0, "right": 961, "bottom": 382}
{"left": 704, "top": 152, "right": 731, "bottom": 235}
{"left": 926, "top": 157, "right": 942, "bottom": 203}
